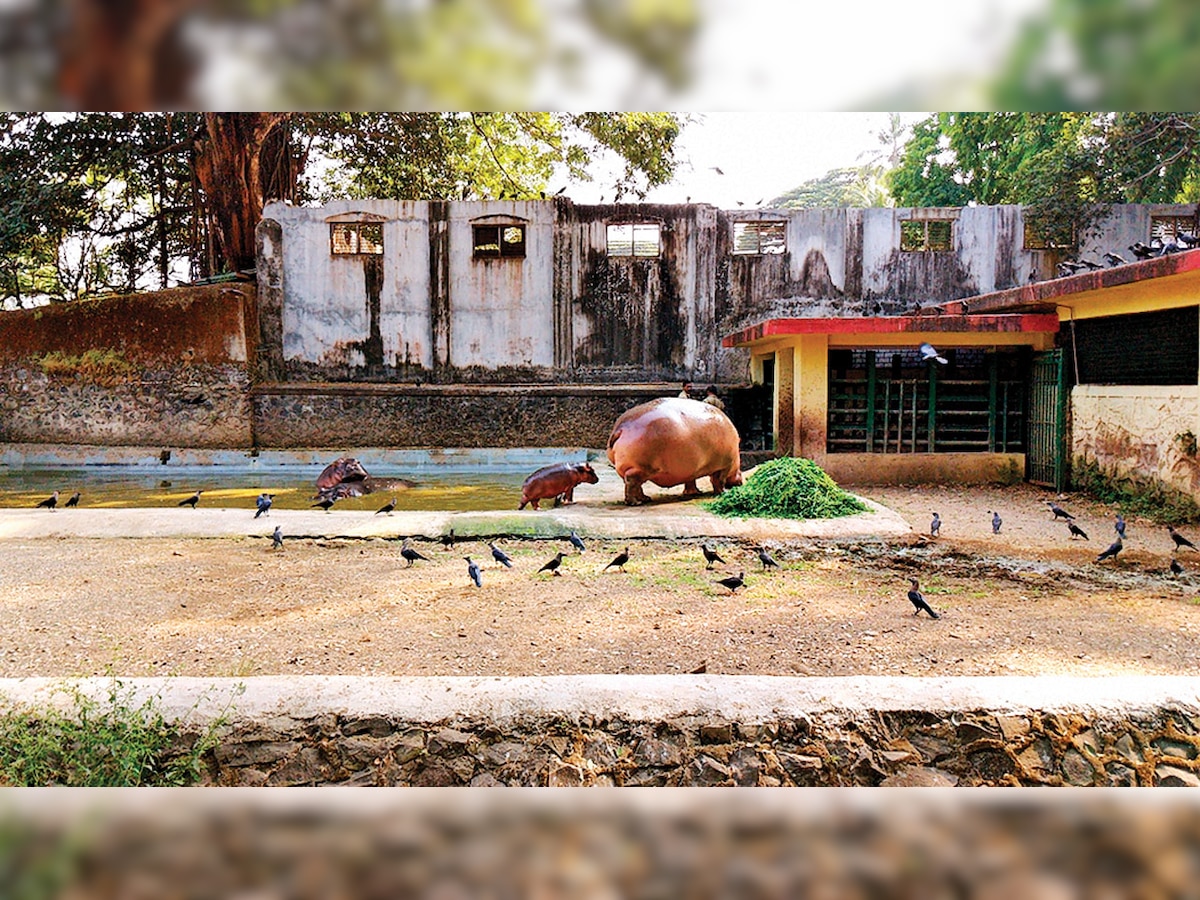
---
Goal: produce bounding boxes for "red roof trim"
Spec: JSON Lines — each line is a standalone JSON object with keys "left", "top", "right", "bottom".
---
{"left": 722, "top": 314, "right": 1060, "bottom": 347}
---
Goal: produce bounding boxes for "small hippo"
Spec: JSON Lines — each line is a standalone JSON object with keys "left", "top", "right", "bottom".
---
{"left": 519, "top": 462, "right": 599, "bottom": 510}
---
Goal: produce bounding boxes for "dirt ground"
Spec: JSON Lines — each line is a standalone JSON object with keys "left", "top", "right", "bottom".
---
{"left": 1, "top": 482, "right": 1197, "bottom": 679}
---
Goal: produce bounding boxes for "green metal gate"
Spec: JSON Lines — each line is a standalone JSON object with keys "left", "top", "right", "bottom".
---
{"left": 1027, "top": 349, "right": 1066, "bottom": 490}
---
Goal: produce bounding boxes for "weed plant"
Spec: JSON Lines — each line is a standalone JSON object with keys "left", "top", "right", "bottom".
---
{"left": 1073, "top": 459, "right": 1200, "bottom": 525}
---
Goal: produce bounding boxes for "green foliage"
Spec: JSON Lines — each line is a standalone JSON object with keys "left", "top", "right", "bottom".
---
{"left": 35, "top": 349, "right": 134, "bottom": 383}
{"left": 0, "top": 679, "right": 235, "bottom": 787}
{"left": 1072, "top": 459, "right": 1200, "bottom": 525}
{"left": 770, "top": 166, "right": 891, "bottom": 209}
{"left": 704, "top": 457, "right": 866, "bottom": 520}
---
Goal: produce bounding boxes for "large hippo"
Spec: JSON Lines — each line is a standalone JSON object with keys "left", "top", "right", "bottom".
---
{"left": 314, "top": 457, "right": 416, "bottom": 499}
{"left": 519, "top": 462, "right": 599, "bottom": 510}
{"left": 606, "top": 397, "right": 743, "bottom": 505}
{"left": 316, "top": 457, "right": 370, "bottom": 493}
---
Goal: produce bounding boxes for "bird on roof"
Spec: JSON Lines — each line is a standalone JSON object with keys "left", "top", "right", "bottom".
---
{"left": 568, "top": 530, "right": 586, "bottom": 553}
{"left": 35, "top": 490, "right": 59, "bottom": 510}
{"left": 400, "top": 540, "right": 429, "bottom": 567}
{"left": 756, "top": 547, "right": 779, "bottom": 569}
{"left": 906, "top": 578, "right": 940, "bottom": 618}
{"left": 489, "top": 542, "right": 514, "bottom": 568}
{"left": 465, "top": 557, "right": 482, "bottom": 587}
{"left": 930, "top": 512, "right": 941, "bottom": 536}
{"left": 1115, "top": 514, "right": 1126, "bottom": 539}
{"left": 1103, "top": 252, "right": 1127, "bottom": 267}
{"left": 919, "top": 342, "right": 948, "bottom": 365}
{"left": 1068, "top": 521, "right": 1089, "bottom": 540}
{"left": 1046, "top": 501, "right": 1075, "bottom": 521}
{"left": 254, "top": 493, "right": 274, "bottom": 518}
{"left": 1171, "top": 557, "right": 1185, "bottom": 577}
{"left": 64, "top": 491, "right": 81, "bottom": 508}
{"left": 603, "top": 547, "right": 630, "bottom": 572}
{"left": 179, "top": 490, "right": 202, "bottom": 509}
{"left": 311, "top": 497, "right": 336, "bottom": 511}
{"left": 1096, "top": 537, "right": 1123, "bottom": 563}
{"left": 375, "top": 497, "right": 397, "bottom": 516}
{"left": 539, "top": 552, "right": 567, "bottom": 576}
{"left": 990, "top": 510, "right": 1002, "bottom": 534}
{"left": 715, "top": 571, "right": 744, "bottom": 593}
{"left": 1057, "top": 260, "right": 1087, "bottom": 276}
{"left": 272, "top": 526, "right": 284, "bottom": 550}
{"left": 1169, "top": 526, "right": 1197, "bottom": 551}
{"left": 701, "top": 544, "right": 726, "bottom": 569}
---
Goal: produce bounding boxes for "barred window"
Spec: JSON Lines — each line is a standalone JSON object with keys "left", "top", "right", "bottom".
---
{"left": 607, "top": 222, "right": 661, "bottom": 257}
{"left": 1151, "top": 214, "right": 1198, "bottom": 242}
{"left": 900, "top": 219, "right": 954, "bottom": 252}
{"left": 330, "top": 222, "right": 384, "bottom": 255}
{"left": 473, "top": 224, "right": 526, "bottom": 258}
{"left": 733, "top": 221, "right": 786, "bottom": 255}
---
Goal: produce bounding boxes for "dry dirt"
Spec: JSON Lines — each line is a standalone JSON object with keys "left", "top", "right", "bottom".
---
{"left": 1, "top": 482, "right": 1197, "bottom": 679}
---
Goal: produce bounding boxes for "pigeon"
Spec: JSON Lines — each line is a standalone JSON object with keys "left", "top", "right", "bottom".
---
{"left": 1171, "top": 557, "right": 1185, "bottom": 576}
{"left": 400, "top": 540, "right": 429, "bottom": 567}
{"left": 1103, "top": 252, "right": 1127, "bottom": 267}
{"left": 538, "top": 552, "right": 567, "bottom": 576}
{"left": 568, "top": 530, "right": 586, "bottom": 553}
{"left": 1115, "top": 514, "right": 1126, "bottom": 539}
{"left": 919, "top": 342, "right": 948, "bottom": 365}
{"left": 756, "top": 547, "right": 779, "bottom": 569}
{"left": 63, "top": 491, "right": 81, "bottom": 508}
{"left": 375, "top": 497, "right": 397, "bottom": 515}
{"left": 990, "top": 511, "right": 1002, "bottom": 534}
{"left": 603, "top": 547, "right": 630, "bottom": 572}
{"left": 1096, "top": 537, "right": 1123, "bottom": 563}
{"left": 1178, "top": 232, "right": 1200, "bottom": 247}
{"left": 35, "top": 491, "right": 59, "bottom": 510}
{"left": 906, "top": 578, "right": 940, "bottom": 618}
{"left": 930, "top": 512, "right": 941, "bottom": 536}
{"left": 714, "top": 571, "right": 745, "bottom": 593}
{"left": 465, "top": 557, "right": 482, "bottom": 587}
{"left": 178, "top": 490, "right": 202, "bottom": 509}
{"left": 271, "top": 526, "right": 284, "bottom": 550}
{"left": 489, "top": 542, "right": 513, "bottom": 568}
{"left": 1169, "top": 526, "right": 1197, "bottom": 551}
{"left": 701, "top": 544, "right": 726, "bottom": 569}
{"left": 254, "top": 493, "right": 273, "bottom": 518}
{"left": 1046, "top": 501, "right": 1075, "bottom": 521}
{"left": 1067, "top": 521, "right": 1089, "bottom": 540}
{"left": 441, "top": 528, "right": 456, "bottom": 550}
{"left": 311, "top": 497, "right": 336, "bottom": 511}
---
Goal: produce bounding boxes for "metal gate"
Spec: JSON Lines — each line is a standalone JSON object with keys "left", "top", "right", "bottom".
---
{"left": 1027, "top": 349, "right": 1066, "bottom": 490}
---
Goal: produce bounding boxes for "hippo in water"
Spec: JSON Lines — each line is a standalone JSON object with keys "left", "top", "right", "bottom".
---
{"left": 519, "top": 462, "right": 599, "bottom": 510}
{"left": 313, "top": 456, "right": 416, "bottom": 500}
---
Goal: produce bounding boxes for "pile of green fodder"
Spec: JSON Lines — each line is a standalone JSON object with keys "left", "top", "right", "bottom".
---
{"left": 704, "top": 456, "right": 866, "bottom": 519}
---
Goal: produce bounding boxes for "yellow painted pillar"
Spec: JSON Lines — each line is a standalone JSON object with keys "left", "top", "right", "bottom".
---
{"left": 793, "top": 334, "right": 829, "bottom": 464}
{"left": 774, "top": 347, "right": 794, "bottom": 457}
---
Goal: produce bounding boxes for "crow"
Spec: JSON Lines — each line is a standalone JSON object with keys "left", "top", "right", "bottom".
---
{"left": 64, "top": 491, "right": 81, "bottom": 508}
{"left": 1178, "top": 232, "right": 1200, "bottom": 247}
{"left": 919, "top": 342, "right": 948, "bottom": 364}
{"left": 375, "top": 497, "right": 397, "bottom": 516}
{"left": 714, "top": 571, "right": 744, "bottom": 593}
{"left": 538, "top": 552, "right": 566, "bottom": 576}
{"left": 1130, "top": 241, "right": 1155, "bottom": 260}
{"left": 400, "top": 540, "right": 429, "bottom": 567}
{"left": 1096, "top": 537, "right": 1123, "bottom": 563}
{"left": 568, "top": 530, "right": 586, "bottom": 553}
{"left": 311, "top": 497, "right": 335, "bottom": 511}
{"left": 1169, "top": 526, "right": 1197, "bottom": 551}
{"left": 1057, "top": 260, "right": 1086, "bottom": 276}
{"left": 701, "top": 544, "right": 726, "bottom": 569}
{"left": 465, "top": 557, "right": 482, "bottom": 587}
{"left": 1115, "top": 514, "right": 1126, "bottom": 539}
{"left": 254, "top": 493, "right": 273, "bottom": 518}
{"left": 1103, "top": 252, "right": 1127, "bottom": 267}
{"left": 906, "top": 578, "right": 940, "bottom": 618}
{"left": 1068, "top": 521, "right": 1089, "bottom": 540}
{"left": 1171, "top": 557, "right": 1185, "bottom": 577}
{"left": 35, "top": 491, "right": 59, "bottom": 510}
{"left": 1046, "top": 501, "right": 1075, "bottom": 521}
{"left": 603, "top": 547, "right": 630, "bottom": 572}
{"left": 179, "top": 490, "right": 202, "bottom": 509}
{"left": 271, "top": 526, "right": 284, "bottom": 550}
{"left": 756, "top": 547, "right": 779, "bottom": 569}
{"left": 991, "top": 510, "right": 1002, "bottom": 534}
{"left": 441, "top": 528, "right": 456, "bottom": 550}
{"left": 489, "top": 542, "right": 514, "bottom": 568}
{"left": 930, "top": 512, "right": 941, "bottom": 536}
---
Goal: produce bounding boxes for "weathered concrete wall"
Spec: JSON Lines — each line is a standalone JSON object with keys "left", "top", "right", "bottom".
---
{"left": 0, "top": 287, "right": 255, "bottom": 448}
{"left": 1071, "top": 384, "right": 1200, "bottom": 497}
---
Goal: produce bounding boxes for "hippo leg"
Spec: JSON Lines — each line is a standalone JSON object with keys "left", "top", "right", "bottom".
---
{"left": 562, "top": 486, "right": 576, "bottom": 504}
{"left": 623, "top": 474, "right": 650, "bottom": 505}
{"left": 709, "top": 473, "right": 726, "bottom": 495}
{"left": 682, "top": 480, "right": 701, "bottom": 497}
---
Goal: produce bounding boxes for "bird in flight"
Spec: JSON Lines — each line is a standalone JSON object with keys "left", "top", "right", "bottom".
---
{"left": 906, "top": 578, "right": 940, "bottom": 618}
{"left": 701, "top": 544, "right": 726, "bottom": 569}
{"left": 179, "top": 490, "right": 202, "bottom": 509}
{"left": 35, "top": 491, "right": 59, "bottom": 510}
{"left": 714, "top": 571, "right": 744, "bottom": 593}
{"left": 919, "top": 342, "right": 948, "bottom": 365}
{"left": 489, "top": 542, "right": 514, "bottom": 568}
{"left": 1067, "top": 521, "right": 1089, "bottom": 540}
{"left": 465, "top": 557, "right": 482, "bottom": 587}
{"left": 375, "top": 497, "right": 396, "bottom": 516}
{"left": 400, "top": 540, "right": 429, "bottom": 567}
{"left": 603, "top": 547, "right": 630, "bottom": 572}
{"left": 1096, "top": 537, "right": 1123, "bottom": 563}
{"left": 539, "top": 552, "right": 567, "bottom": 576}
{"left": 64, "top": 491, "right": 81, "bottom": 508}
{"left": 568, "top": 531, "right": 586, "bottom": 553}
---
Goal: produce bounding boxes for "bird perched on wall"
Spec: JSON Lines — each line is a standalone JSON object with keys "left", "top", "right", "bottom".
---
{"left": 1046, "top": 501, "right": 1075, "bottom": 521}
{"left": 756, "top": 547, "right": 779, "bottom": 570}
{"left": 400, "top": 540, "right": 429, "bottom": 567}
{"left": 603, "top": 547, "right": 630, "bottom": 572}
{"left": 1178, "top": 232, "right": 1200, "bottom": 247}
{"left": 539, "top": 552, "right": 566, "bottom": 576}
{"left": 375, "top": 497, "right": 397, "bottom": 516}
{"left": 930, "top": 512, "right": 941, "bottom": 536}
{"left": 179, "top": 490, "right": 202, "bottom": 509}
{"left": 906, "top": 578, "right": 940, "bottom": 618}
{"left": 701, "top": 544, "right": 726, "bottom": 569}
{"left": 990, "top": 511, "right": 1002, "bottom": 534}
{"left": 311, "top": 497, "right": 336, "bottom": 511}
{"left": 1171, "top": 557, "right": 1185, "bottom": 577}
{"left": 715, "top": 571, "right": 744, "bottom": 593}
{"left": 272, "top": 526, "right": 284, "bottom": 550}
{"left": 1096, "top": 537, "right": 1123, "bottom": 563}
{"left": 1068, "top": 521, "right": 1089, "bottom": 540}
{"left": 1057, "top": 260, "right": 1087, "bottom": 277}
{"left": 64, "top": 491, "right": 81, "bottom": 508}
{"left": 919, "top": 342, "right": 948, "bottom": 365}
{"left": 254, "top": 493, "right": 274, "bottom": 518}
{"left": 1130, "top": 241, "right": 1155, "bottom": 260}
{"left": 1115, "top": 514, "right": 1127, "bottom": 539}
{"left": 568, "top": 531, "right": 586, "bottom": 553}
{"left": 489, "top": 542, "right": 514, "bottom": 568}
{"left": 465, "top": 557, "right": 482, "bottom": 587}
{"left": 35, "top": 491, "right": 59, "bottom": 510}
{"left": 1103, "top": 252, "right": 1127, "bottom": 267}
{"left": 1169, "top": 526, "right": 1197, "bottom": 551}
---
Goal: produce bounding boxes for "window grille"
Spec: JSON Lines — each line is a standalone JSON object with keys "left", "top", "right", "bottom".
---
{"left": 733, "top": 221, "right": 786, "bottom": 255}
{"left": 607, "top": 222, "right": 661, "bottom": 257}
{"left": 330, "top": 222, "right": 384, "bottom": 255}
{"left": 473, "top": 224, "right": 526, "bottom": 258}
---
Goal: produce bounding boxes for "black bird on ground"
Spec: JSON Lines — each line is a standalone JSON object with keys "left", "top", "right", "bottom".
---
{"left": 568, "top": 530, "right": 586, "bottom": 553}
{"left": 465, "top": 557, "right": 482, "bottom": 587}
{"left": 35, "top": 491, "right": 59, "bottom": 510}
{"left": 1115, "top": 514, "right": 1127, "bottom": 539}
{"left": 178, "top": 489, "right": 202, "bottom": 509}
{"left": 64, "top": 491, "right": 81, "bottom": 508}
{"left": 990, "top": 511, "right": 1002, "bottom": 534}
{"left": 1103, "top": 252, "right": 1127, "bottom": 267}
{"left": 1096, "top": 537, "right": 1123, "bottom": 563}
{"left": 906, "top": 578, "right": 940, "bottom": 619}
{"left": 715, "top": 571, "right": 744, "bottom": 593}
{"left": 400, "top": 540, "right": 429, "bottom": 567}
{"left": 1068, "top": 521, "right": 1089, "bottom": 540}
{"left": 539, "top": 552, "right": 566, "bottom": 576}
{"left": 756, "top": 547, "right": 779, "bottom": 569}
{"left": 441, "top": 528, "right": 456, "bottom": 550}
{"left": 930, "top": 512, "right": 941, "bottom": 536}
{"left": 489, "top": 542, "right": 514, "bottom": 568}
{"left": 272, "top": 526, "right": 284, "bottom": 550}
{"left": 1046, "top": 500, "right": 1075, "bottom": 521}
{"left": 375, "top": 497, "right": 396, "bottom": 516}
{"left": 701, "top": 544, "right": 726, "bottom": 569}
{"left": 1171, "top": 557, "right": 1185, "bottom": 576}
{"left": 311, "top": 497, "right": 336, "bottom": 511}
{"left": 603, "top": 547, "right": 630, "bottom": 573}
{"left": 254, "top": 493, "right": 274, "bottom": 518}
{"left": 1169, "top": 526, "right": 1198, "bottom": 551}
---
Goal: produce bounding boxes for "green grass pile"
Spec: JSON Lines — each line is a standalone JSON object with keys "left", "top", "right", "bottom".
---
{"left": 704, "top": 456, "right": 866, "bottom": 520}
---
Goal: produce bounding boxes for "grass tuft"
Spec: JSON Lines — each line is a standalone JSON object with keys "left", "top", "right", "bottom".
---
{"left": 704, "top": 457, "right": 866, "bottom": 520}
